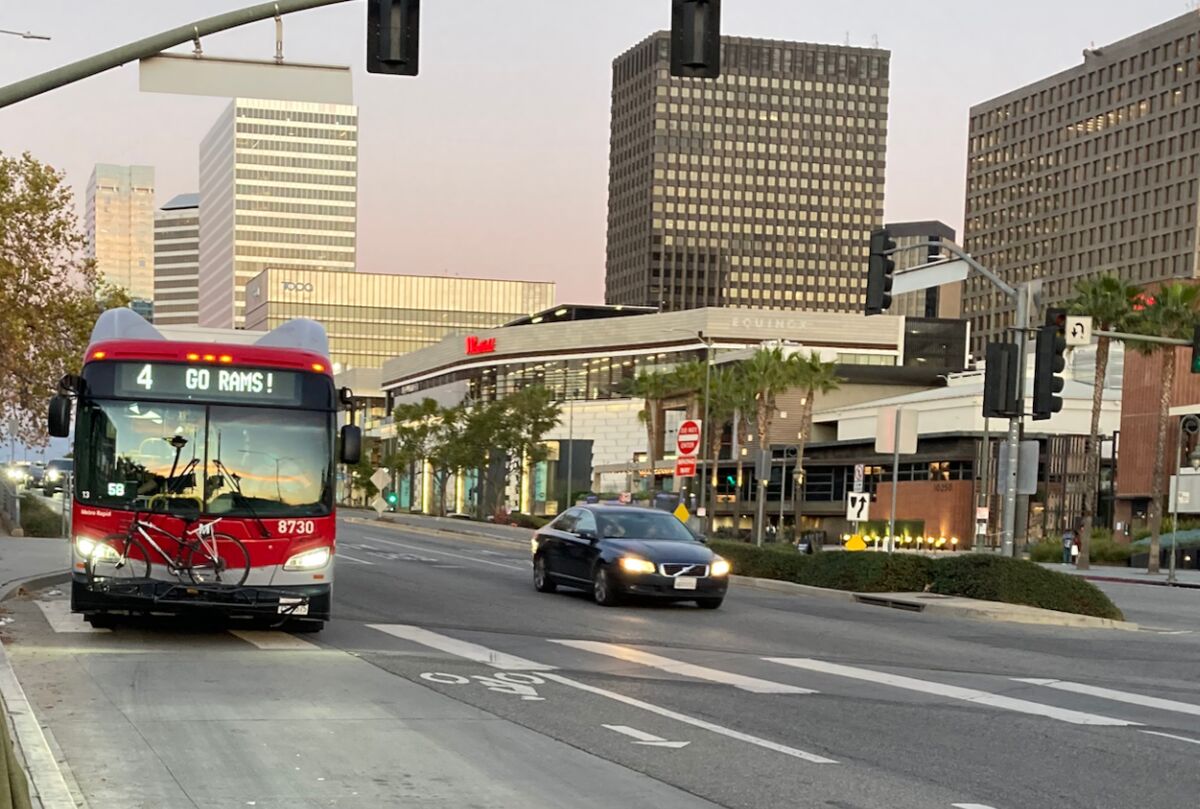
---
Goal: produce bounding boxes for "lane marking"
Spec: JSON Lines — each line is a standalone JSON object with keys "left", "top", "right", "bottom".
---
{"left": 1013, "top": 678, "right": 1200, "bottom": 717}
{"left": 602, "top": 724, "right": 690, "bottom": 748}
{"left": 551, "top": 640, "right": 815, "bottom": 695}
{"left": 35, "top": 600, "right": 110, "bottom": 633}
{"left": 543, "top": 672, "right": 836, "bottom": 763}
{"left": 362, "top": 535, "right": 525, "bottom": 571}
{"left": 373, "top": 625, "right": 835, "bottom": 764}
{"left": 366, "top": 624, "right": 555, "bottom": 671}
{"left": 336, "top": 552, "right": 375, "bottom": 565}
{"left": 953, "top": 804, "right": 1000, "bottom": 809}
{"left": 1140, "top": 730, "right": 1200, "bottom": 746}
{"left": 766, "top": 658, "right": 1139, "bottom": 727}
{"left": 229, "top": 630, "right": 321, "bottom": 651}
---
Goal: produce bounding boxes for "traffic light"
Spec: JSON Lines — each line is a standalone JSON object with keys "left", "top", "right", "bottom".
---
{"left": 1192, "top": 324, "right": 1200, "bottom": 373}
{"left": 983, "top": 342, "right": 1020, "bottom": 418}
{"left": 367, "top": 0, "right": 419, "bottom": 76}
{"left": 865, "top": 227, "right": 896, "bottom": 315}
{"left": 670, "top": 0, "right": 721, "bottom": 78}
{"left": 1032, "top": 309, "right": 1068, "bottom": 420}
{"left": 725, "top": 474, "right": 736, "bottom": 486}
{"left": 385, "top": 489, "right": 399, "bottom": 506}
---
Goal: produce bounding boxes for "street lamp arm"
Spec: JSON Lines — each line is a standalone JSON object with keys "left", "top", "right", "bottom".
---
{"left": 0, "top": 29, "right": 51, "bottom": 40}
{"left": 884, "top": 239, "right": 1018, "bottom": 300}
{"left": 0, "top": 0, "right": 352, "bottom": 109}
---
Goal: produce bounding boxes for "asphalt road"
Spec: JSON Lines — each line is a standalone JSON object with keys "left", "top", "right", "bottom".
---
{"left": 3, "top": 518, "right": 1199, "bottom": 809}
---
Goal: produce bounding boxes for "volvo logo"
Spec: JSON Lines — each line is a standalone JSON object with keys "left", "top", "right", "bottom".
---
{"left": 282, "top": 281, "right": 314, "bottom": 292}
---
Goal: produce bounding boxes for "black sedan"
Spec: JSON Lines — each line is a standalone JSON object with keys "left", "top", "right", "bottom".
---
{"left": 531, "top": 505, "right": 730, "bottom": 608}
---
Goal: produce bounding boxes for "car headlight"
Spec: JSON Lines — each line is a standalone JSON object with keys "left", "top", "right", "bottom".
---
{"left": 6, "top": 469, "right": 20, "bottom": 480}
{"left": 75, "top": 537, "right": 118, "bottom": 560}
{"left": 619, "top": 556, "right": 656, "bottom": 574}
{"left": 711, "top": 558, "right": 731, "bottom": 577}
{"left": 284, "top": 547, "right": 330, "bottom": 571}
{"left": 47, "top": 471, "right": 61, "bottom": 482}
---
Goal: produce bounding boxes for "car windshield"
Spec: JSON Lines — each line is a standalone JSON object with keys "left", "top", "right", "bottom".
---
{"left": 75, "top": 399, "right": 332, "bottom": 517}
{"left": 595, "top": 510, "right": 698, "bottom": 541}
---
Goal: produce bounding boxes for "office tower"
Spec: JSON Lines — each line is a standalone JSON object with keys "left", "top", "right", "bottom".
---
{"left": 964, "top": 13, "right": 1200, "bottom": 354}
{"left": 198, "top": 97, "right": 357, "bottom": 328}
{"left": 85, "top": 164, "right": 155, "bottom": 304}
{"left": 605, "top": 33, "right": 889, "bottom": 312}
{"left": 153, "top": 194, "right": 201, "bottom": 325}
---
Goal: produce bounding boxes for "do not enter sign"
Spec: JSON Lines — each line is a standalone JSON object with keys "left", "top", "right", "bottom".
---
{"left": 676, "top": 420, "right": 702, "bottom": 458}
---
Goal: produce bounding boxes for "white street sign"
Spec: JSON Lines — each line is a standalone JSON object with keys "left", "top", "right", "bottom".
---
{"left": 370, "top": 468, "right": 391, "bottom": 490}
{"left": 1066, "top": 316, "right": 1092, "bottom": 347}
{"left": 853, "top": 463, "right": 865, "bottom": 493}
{"left": 371, "top": 495, "right": 387, "bottom": 516}
{"left": 874, "top": 407, "right": 918, "bottom": 455}
{"left": 846, "top": 492, "right": 870, "bottom": 522}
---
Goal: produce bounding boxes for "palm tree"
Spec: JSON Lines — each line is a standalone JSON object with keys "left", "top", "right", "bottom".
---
{"left": 666, "top": 359, "right": 708, "bottom": 419}
{"left": 793, "top": 353, "right": 842, "bottom": 485}
{"left": 629, "top": 370, "right": 673, "bottom": 470}
{"left": 742, "top": 347, "right": 802, "bottom": 452}
{"left": 701, "top": 365, "right": 753, "bottom": 532}
{"left": 1068, "top": 275, "right": 1137, "bottom": 570}
{"left": 1127, "top": 282, "right": 1200, "bottom": 574}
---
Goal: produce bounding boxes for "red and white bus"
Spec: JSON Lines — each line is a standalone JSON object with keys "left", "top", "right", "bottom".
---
{"left": 48, "top": 309, "right": 360, "bottom": 631}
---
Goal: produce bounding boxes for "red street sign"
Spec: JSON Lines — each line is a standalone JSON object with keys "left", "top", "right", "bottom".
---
{"left": 676, "top": 419, "right": 702, "bottom": 457}
{"left": 674, "top": 458, "right": 697, "bottom": 478}
{"left": 465, "top": 335, "right": 497, "bottom": 355}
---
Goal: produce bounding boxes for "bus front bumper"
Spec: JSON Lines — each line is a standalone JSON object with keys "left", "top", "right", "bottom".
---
{"left": 71, "top": 573, "right": 331, "bottom": 621}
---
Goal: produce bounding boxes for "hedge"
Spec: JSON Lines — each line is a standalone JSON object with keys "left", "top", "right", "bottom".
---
{"left": 711, "top": 541, "right": 1123, "bottom": 620}
{"left": 1028, "top": 537, "right": 1133, "bottom": 565}
{"left": 18, "top": 495, "right": 62, "bottom": 538}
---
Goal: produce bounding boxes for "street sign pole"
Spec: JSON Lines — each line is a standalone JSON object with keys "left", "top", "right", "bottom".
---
{"left": 999, "top": 285, "right": 1031, "bottom": 558}
{"left": 887, "top": 408, "right": 901, "bottom": 553}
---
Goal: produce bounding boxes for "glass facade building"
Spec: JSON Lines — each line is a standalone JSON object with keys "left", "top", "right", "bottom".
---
{"left": 198, "top": 98, "right": 358, "bottom": 329}
{"left": 153, "top": 193, "right": 200, "bottom": 325}
{"left": 85, "top": 164, "right": 156, "bottom": 304}
{"left": 243, "top": 268, "right": 555, "bottom": 371}
{"left": 964, "top": 13, "right": 1200, "bottom": 354}
{"left": 606, "top": 33, "right": 890, "bottom": 312}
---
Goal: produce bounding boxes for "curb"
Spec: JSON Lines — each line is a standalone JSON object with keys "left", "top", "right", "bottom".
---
{"left": 342, "top": 517, "right": 526, "bottom": 551}
{"left": 0, "top": 641, "right": 77, "bottom": 809}
{"left": 1, "top": 573, "right": 70, "bottom": 604}
{"left": 730, "top": 575, "right": 1139, "bottom": 631}
{"left": 1074, "top": 573, "right": 1200, "bottom": 590}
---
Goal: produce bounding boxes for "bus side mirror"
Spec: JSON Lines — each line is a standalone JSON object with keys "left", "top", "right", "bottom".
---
{"left": 48, "top": 395, "right": 71, "bottom": 437}
{"left": 340, "top": 424, "right": 362, "bottom": 465}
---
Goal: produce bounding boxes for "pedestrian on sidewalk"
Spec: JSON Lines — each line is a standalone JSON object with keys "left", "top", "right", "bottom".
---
{"left": 1062, "top": 526, "right": 1076, "bottom": 564}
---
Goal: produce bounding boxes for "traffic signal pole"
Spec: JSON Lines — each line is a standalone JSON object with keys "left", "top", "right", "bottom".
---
{"left": 0, "top": 0, "right": 353, "bottom": 109}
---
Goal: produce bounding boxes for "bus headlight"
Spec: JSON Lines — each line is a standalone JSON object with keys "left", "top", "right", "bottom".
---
{"left": 284, "top": 547, "right": 330, "bottom": 571}
{"left": 75, "top": 537, "right": 118, "bottom": 560}
{"left": 710, "top": 558, "right": 731, "bottom": 577}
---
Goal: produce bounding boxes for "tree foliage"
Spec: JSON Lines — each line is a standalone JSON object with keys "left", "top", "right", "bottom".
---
{"left": 0, "top": 151, "right": 128, "bottom": 445}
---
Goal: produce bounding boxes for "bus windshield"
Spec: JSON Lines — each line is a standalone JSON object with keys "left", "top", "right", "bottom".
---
{"left": 76, "top": 398, "right": 332, "bottom": 518}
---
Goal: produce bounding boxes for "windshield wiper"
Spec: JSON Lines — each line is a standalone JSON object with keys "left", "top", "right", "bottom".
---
{"left": 213, "top": 459, "right": 270, "bottom": 538}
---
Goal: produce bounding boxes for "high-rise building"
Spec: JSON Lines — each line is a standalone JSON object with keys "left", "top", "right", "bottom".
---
{"left": 888, "top": 221, "right": 962, "bottom": 319}
{"left": 153, "top": 193, "right": 200, "bottom": 325}
{"left": 605, "top": 33, "right": 889, "bottom": 312}
{"left": 198, "top": 97, "right": 357, "bottom": 328}
{"left": 243, "top": 268, "right": 555, "bottom": 371}
{"left": 963, "top": 13, "right": 1200, "bottom": 354}
{"left": 85, "top": 164, "right": 155, "bottom": 304}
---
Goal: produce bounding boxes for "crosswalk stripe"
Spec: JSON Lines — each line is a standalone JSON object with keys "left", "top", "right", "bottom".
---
{"left": 765, "top": 658, "right": 1139, "bottom": 727}
{"left": 551, "top": 640, "right": 815, "bottom": 694}
{"left": 228, "top": 630, "right": 321, "bottom": 651}
{"left": 367, "top": 623, "right": 555, "bottom": 671}
{"left": 1140, "top": 730, "right": 1200, "bottom": 746}
{"left": 1013, "top": 678, "right": 1200, "bottom": 717}
{"left": 34, "top": 600, "right": 109, "bottom": 633}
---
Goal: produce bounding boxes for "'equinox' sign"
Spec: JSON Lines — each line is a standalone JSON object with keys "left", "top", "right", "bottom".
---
{"left": 465, "top": 335, "right": 496, "bottom": 355}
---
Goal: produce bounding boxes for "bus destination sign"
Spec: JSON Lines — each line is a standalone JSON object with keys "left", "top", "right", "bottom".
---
{"left": 113, "top": 362, "right": 303, "bottom": 405}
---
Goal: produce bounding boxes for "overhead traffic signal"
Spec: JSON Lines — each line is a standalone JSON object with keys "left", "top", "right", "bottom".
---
{"left": 670, "top": 0, "right": 722, "bottom": 78}
{"left": 367, "top": 0, "right": 419, "bottom": 76}
{"left": 982, "top": 342, "right": 1020, "bottom": 418}
{"left": 1032, "top": 308, "right": 1068, "bottom": 420}
{"left": 865, "top": 227, "right": 896, "bottom": 315}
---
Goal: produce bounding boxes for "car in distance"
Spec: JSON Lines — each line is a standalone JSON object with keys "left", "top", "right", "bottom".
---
{"left": 26, "top": 462, "right": 45, "bottom": 489}
{"left": 42, "top": 458, "right": 73, "bottom": 496}
{"left": 531, "top": 505, "right": 730, "bottom": 608}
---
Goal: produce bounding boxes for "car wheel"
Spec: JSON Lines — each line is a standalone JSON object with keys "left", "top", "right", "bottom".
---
{"left": 592, "top": 564, "right": 622, "bottom": 607}
{"left": 533, "top": 555, "right": 557, "bottom": 593}
{"left": 696, "top": 597, "right": 725, "bottom": 610}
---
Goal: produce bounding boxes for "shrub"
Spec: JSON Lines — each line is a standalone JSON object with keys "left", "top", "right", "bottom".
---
{"left": 507, "top": 512, "right": 548, "bottom": 529}
{"left": 18, "top": 495, "right": 63, "bottom": 538}
{"left": 708, "top": 541, "right": 931, "bottom": 593}
{"left": 1028, "top": 539, "right": 1061, "bottom": 563}
{"left": 929, "top": 555, "right": 1123, "bottom": 620}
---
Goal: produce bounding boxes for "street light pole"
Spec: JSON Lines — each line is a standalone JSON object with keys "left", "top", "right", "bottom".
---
{"left": 699, "top": 332, "right": 713, "bottom": 531}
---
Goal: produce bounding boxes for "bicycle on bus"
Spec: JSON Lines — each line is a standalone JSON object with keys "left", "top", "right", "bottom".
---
{"left": 85, "top": 512, "right": 252, "bottom": 587}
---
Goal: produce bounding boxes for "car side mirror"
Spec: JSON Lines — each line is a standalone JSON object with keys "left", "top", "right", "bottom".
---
{"left": 576, "top": 529, "right": 598, "bottom": 542}
{"left": 340, "top": 424, "right": 362, "bottom": 464}
{"left": 48, "top": 395, "right": 72, "bottom": 438}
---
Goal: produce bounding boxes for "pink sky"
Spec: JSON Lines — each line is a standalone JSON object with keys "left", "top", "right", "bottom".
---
{"left": 0, "top": 0, "right": 1193, "bottom": 304}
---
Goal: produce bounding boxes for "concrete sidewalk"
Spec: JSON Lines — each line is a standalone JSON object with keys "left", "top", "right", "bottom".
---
{"left": 0, "top": 539, "right": 68, "bottom": 602}
{"left": 1039, "top": 562, "right": 1200, "bottom": 589}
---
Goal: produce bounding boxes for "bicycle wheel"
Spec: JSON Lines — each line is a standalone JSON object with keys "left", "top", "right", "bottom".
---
{"left": 87, "top": 534, "right": 151, "bottom": 583}
{"left": 184, "top": 533, "right": 251, "bottom": 586}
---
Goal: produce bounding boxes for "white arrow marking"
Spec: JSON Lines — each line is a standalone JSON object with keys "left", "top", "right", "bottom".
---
{"left": 603, "top": 724, "right": 690, "bottom": 748}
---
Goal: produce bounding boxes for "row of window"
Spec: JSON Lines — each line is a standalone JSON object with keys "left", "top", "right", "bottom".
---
{"left": 234, "top": 214, "right": 355, "bottom": 232}
{"left": 235, "top": 183, "right": 356, "bottom": 202}
{"left": 235, "top": 169, "right": 356, "bottom": 187}
{"left": 235, "top": 132, "right": 357, "bottom": 155}
{"left": 236, "top": 107, "right": 356, "bottom": 126}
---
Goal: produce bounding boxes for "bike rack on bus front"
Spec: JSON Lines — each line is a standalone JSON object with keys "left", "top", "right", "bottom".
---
{"left": 89, "top": 578, "right": 312, "bottom": 616}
